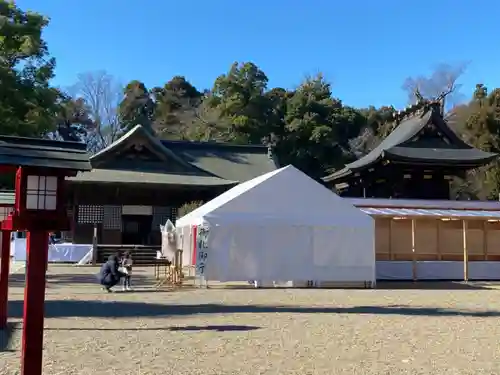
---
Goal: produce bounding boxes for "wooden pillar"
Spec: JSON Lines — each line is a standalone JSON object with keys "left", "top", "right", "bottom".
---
{"left": 91, "top": 223, "right": 98, "bottom": 265}
{"left": 436, "top": 220, "right": 442, "bottom": 260}
{"left": 388, "top": 219, "right": 393, "bottom": 260}
{"left": 21, "top": 230, "right": 49, "bottom": 375}
{"left": 463, "top": 220, "right": 468, "bottom": 282}
{"left": 0, "top": 230, "right": 12, "bottom": 329}
{"left": 483, "top": 220, "right": 488, "bottom": 261}
{"left": 411, "top": 219, "right": 417, "bottom": 281}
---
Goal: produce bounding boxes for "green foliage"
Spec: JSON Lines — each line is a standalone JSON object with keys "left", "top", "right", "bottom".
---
{"left": 118, "top": 80, "right": 156, "bottom": 134}
{"left": 0, "top": 0, "right": 61, "bottom": 137}
{"left": 177, "top": 201, "right": 204, "bottom": 218}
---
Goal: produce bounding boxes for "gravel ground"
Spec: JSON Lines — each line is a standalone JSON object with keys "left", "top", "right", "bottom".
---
{"left": 2, "top": 266, "right": 500, "bottom": 375}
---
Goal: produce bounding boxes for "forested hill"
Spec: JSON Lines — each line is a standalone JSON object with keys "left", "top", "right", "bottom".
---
{"left": 1, "top": 1, "right": 499, "bottom": 199}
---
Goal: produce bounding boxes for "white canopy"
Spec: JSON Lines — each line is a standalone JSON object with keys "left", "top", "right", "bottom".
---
{"left": 177, "top": 165, "right": 375, "bottom": 286}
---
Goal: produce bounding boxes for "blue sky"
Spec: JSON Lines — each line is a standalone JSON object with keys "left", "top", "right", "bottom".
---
{"left": 17, "top": 0, "right": 500, "bottom": 109}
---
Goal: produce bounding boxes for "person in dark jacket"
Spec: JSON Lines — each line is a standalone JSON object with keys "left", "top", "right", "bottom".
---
{"left": 98, "top": 254, "right": 125, "bottom": 292}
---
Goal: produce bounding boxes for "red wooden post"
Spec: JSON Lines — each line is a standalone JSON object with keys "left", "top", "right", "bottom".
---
{"left": 20, "top": 230, "right": 48, "bottom": 375}
{"left": 0, "top": 229, "right": 12, "bottom": 328}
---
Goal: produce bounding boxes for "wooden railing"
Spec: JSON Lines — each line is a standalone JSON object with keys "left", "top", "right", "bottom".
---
{"left": 95, "top": 244, "right": 161, "bottom": 265}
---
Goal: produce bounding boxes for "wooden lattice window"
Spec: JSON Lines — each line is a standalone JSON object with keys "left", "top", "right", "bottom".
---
{"left": 103, "top": 205, "right": 122, "bottom": 230}
{"left": 77, "top": 205, "right": 104, "bottom": 224}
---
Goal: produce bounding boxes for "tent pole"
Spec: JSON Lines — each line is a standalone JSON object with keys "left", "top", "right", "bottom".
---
{"left": 463, "top": 220, "right": 468, "bottom": 282}
{"left": 411, "top": 218, "right": 417, "bottom": 282}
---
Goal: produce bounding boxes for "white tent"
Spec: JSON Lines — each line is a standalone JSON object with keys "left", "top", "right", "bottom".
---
{"left": 176, "top": 165, "right": 376, "bottom": 287}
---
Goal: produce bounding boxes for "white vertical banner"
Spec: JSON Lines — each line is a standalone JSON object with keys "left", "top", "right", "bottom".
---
{"left": 195, "top": 223, "right": 210, "bottom": 288}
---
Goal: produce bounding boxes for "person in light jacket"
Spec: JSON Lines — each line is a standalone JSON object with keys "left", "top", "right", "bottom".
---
{"left": 121, "top": 252, "right": 133, "bottom": 291}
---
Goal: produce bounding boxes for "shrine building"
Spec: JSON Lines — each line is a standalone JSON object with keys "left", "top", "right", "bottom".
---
{"left": 65, "top": 125, "right": 279, "bottom": 245}
{"left": 323, "top": 100, "right": 497, "bottom": 199}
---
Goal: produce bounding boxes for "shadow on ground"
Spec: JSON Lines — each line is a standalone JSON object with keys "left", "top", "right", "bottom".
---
{"left": 216, "top": 281, "right": 497, "bottom": 290}
{"left": 0, "top": 322, "right": 19, "bottom": 352}
{"left": 43, "top": 325, "right": 260, "bottom": 332}
{"left": 8, "top": 273, "right": 153, "bottom": 288}
{"left": 375, "top": 281, "right": 498, "bottom": 290}
{"left": 7, "top": 301, "right": 500, "bottom": 319}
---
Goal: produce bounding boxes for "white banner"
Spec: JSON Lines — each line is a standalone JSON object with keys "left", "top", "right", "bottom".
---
{"left": 195, "top": 224, "right": 210, "bottom": 287}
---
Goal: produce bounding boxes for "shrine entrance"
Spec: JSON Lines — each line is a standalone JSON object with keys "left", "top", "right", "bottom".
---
{"left": 122, "top": 214, "right": 152, "bottom": 245}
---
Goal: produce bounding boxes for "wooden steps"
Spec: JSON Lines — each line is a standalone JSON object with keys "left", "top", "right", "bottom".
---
{"left": 96, "top": 245, "right": 161, "bottom": 265}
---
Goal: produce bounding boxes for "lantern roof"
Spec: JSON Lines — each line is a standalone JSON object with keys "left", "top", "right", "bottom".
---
{"left": 0, "top": 136, "right": 91, "bottom": 172}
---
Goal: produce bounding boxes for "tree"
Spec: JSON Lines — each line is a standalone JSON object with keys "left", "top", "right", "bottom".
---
{"left": 118, "top": 80, "right": 155, "bottom": 134}
{"left": 66, "top": 71, "right": 124, "bottom": 152}
{"left": 54, "top": 95, "right": 95, "bottom": 143}
{"left": 152, "top": 76, "right": 203, "bottom": 139}
{"left": 208, "top": 62, "right": 271, "bottom": 143}
{"left": 401, "top": 62, "right": 469, "bottom": 110}
{"left": 0, "top": 0, "right": 61, "bottom": 137}
{"left": 280, "top": 74, "right": 365, "bottom": 178}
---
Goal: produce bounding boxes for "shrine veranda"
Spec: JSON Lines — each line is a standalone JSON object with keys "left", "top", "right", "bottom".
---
{"left": 2, "top": 265, "right": 500, "bottom": 375}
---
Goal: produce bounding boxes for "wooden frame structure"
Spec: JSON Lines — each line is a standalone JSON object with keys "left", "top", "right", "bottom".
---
{"left": 364, "top": 213, "right": 500, "bottom": 282}
{"left": 374, "top": 216, "right": 491, "bottom": 281}
{"left": 347, "top": 197, "right": 500, "bottom": 282}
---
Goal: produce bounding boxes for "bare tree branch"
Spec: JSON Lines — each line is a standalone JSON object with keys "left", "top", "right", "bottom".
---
{"left": 69, "top": 71, "right": 124, "bottom": 152}
{"left": 402, "top": 62, "right": 470, "bottom": 110}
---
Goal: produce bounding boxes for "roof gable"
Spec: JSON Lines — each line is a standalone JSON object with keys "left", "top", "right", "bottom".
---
{"left": 71, "top": 126, "right": 279, "bottom": 186}
{"left": 90, "top": 125, "right": 205, "bottom": 175}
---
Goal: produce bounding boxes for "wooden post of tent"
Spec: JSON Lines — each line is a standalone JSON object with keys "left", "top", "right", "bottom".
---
{"left": 463, "top": 219, "right": 468, "bottom": 282}
{"left": 411, "top": 218, "right": 417, "bottom": 281}
{"left": 388, "top": 219, "right": 393, "bottom": 260}
{"left": 436, "top": 220, "right": 442, "bottom": 260}
{"left": 483, "top": 220, "right": 488, "bottom": 261}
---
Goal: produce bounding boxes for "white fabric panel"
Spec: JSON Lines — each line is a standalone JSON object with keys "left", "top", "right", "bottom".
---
{"left": 12, "top": 239, "right": 92, "bottom": 263}
{"left": 259, "top": 225, "right": 311, "bottom": 281}
{"left": 311, "top": 226, "right": 375, "bottom": 282}
{"left": 416, "top": 261, "right": 464, "bottom": 280}
{"left": 376, "top": 261, "right": 500, "bottom": 281}
{"left": 376, "top": 261, "right": 414, "bottom": 280}
{"left": 469, "top": 262, "right": 500, "bottom": 280}
{"left": 205, "top": 224, "right": 260, "bottom": 281}
{"left": 204, "top": 222, "right": 375, "bottom": 284}
{"left": 178, "top": 225, "right": 194, "bottom": 266}
{"left": 49, "top": 244, "right": 93, "bottom": 263}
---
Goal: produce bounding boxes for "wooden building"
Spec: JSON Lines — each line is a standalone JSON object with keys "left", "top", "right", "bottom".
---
{"left": 324, "top": 100, "right": 497, "bottom": 199}
{"left": 349, "top": 198, "right": 500, "bottom": 281}
{"left": 66, "top": 125, "right": 279, "bottom": 245}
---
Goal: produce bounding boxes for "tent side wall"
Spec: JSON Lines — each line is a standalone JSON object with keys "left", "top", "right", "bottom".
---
{"left": 203, "top": 220, "right": 376, "bottom": 288}
{"left": 374, "top": 217, "right": 500, "bottom": 280}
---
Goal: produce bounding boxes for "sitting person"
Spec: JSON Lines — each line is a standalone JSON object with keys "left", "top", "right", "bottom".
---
{"left": 98, "top": 254, "right": 125, "bottom": 292}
